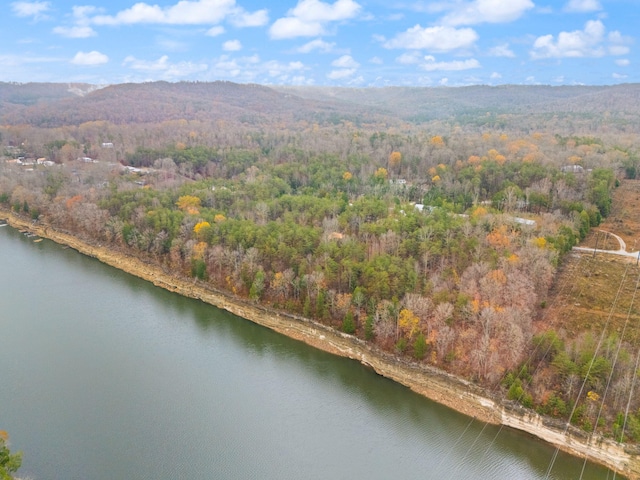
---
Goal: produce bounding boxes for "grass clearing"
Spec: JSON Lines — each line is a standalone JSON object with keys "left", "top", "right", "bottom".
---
{"left": 542, "top": 180, "right": 640, "bottom": 345}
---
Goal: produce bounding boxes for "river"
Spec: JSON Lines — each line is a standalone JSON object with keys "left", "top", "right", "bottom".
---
{"left": 0, "top": 225, "right": 620, "bottom": 479}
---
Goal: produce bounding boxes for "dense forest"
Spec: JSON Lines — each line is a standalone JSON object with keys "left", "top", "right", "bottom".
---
{"left": 2, "top": 81, "right": 640, "bottom": 445}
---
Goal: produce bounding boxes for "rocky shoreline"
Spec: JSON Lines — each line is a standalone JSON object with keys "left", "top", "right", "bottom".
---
{"left": 2, "top": 209, "right": 639, "bottom": 479}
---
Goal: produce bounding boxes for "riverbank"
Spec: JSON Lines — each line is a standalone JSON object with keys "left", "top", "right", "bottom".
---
{"left": 2, "top": 209, "right": 639, "bottom": 479}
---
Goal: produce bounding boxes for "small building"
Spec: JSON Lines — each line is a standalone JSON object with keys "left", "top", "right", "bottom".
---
{"left": 561, "top": 165, "right": 584, "bottom": 173}
{"left": 512, "top": 217, "right": 536, "bottom": 226}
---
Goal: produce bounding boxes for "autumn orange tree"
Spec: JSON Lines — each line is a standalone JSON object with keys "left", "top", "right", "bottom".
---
{"left": 0, "top": 431, "right": 22, "bottom": 480}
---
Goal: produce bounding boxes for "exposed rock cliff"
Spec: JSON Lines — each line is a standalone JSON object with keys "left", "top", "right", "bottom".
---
{"left": 2, "top": 210, "right": 639, "bottom": 479}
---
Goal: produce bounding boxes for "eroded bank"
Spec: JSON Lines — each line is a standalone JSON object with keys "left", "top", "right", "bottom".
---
{"left": 2, "top": 210, "right": 638, "bottom": 479}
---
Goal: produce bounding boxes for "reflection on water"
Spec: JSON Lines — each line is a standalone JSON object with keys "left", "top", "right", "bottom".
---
{"left": 0, "top": 225, "right": 620, "bottom": 480}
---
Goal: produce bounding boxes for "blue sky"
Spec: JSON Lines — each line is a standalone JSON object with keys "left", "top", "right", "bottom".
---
{"left": 2, "top": 0, "right": 638, "bottom": 86}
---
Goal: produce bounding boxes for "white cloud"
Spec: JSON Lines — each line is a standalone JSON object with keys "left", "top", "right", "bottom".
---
{"left": 564, "top": 0, "right": 601, "bottom": 12}
{"left": 327, "top": 54, "right": 359, "bottom": 79}
{"left": 331, "top": 54, "right": 359, "bottom": 68}
{"left": 269, "top": 0, "right": 361, "bottom": 39}
{"left": 206, "top": 26, "right": 225, "bottom": 36}
{"left": 297, "top": 39, "right": 337, "bottom": 53}
{"left": 441, "top": 0, "right": 534, "bottom": 26}
{"left": 383, "top": 25, "right": 478, "bottom": 52}
{"left": 91, "top": 0, "right": 262, "bottom": 26}
{"left": 615, "top": 59, "right": 630, "bottom": 67}
{"left": 536, "top": 6, "right": 554, "bottom": 14}
{"left": 490, "top": 72, "right": 502, "bottom": 79}
{"left": 71, "top": 51, "right": 109, "bottom": 66}
{"left": 0, "top": 53, "right": 66, "bottom": 82}
{"left": 419, "top": 56, "right": 481, "bottom": 71}
{"left": 210, "top": 54, "right": 306, "bottom": 83}
{"left": 289, "top": 75, "right": 315, "bottom": 85}
{"left": 157, "top": 37, "right": 189, "bottom": 52}
{"left": 612, "top": 73, "right": 628, "bottom": 79}
{"left": 369, "top": 56, "right": 383, "bottom": 64}
{"left": 53, "top": 5, "right": 101, "bottom": 38}
{"left": 488, "top": 44, "right": 515, "bottom": 57}
{"left": 531, "top": 20, "right": 632, "bottom": 60}
{"left": 608, "top": 31, "right": 632, "bottom": 56}
{"left": 269, "top": 17, "right": 324, "bottom": 39}
{"left": 396, "top": 52, "right": 422, "bottom": 64}
{"left": 11, "top": 1, "right": 50, "bottom": 19}
{"left": 223, "top": 40, "right": 242, "bottom": 51}
{"left": 531, "top": 20, "right": 607, "bottom": 59}
{"left": 229, "top": 8, "right": 269, "bottom": 27}
{"left": 609, "top": 45, "right": 630, "bottom": 56}
{"left": 264, "top": 60, "right": 305, "bottom": 77}
{"left": 327, "top": 68, "right": 356, "bottom": 79}
{"left": 0, "top": 53, "right": 61, "bottom": 67}
{"left": 123, "top": 55, "right": 208, "bottom": 79}
{"left": 53, "top": 25, "right": 97, "bottom": 38}
{"left": 124, "top": 55, "right": 171, "bottom": 71}
{"left": 289, "top": 0, "right": 361, "bottom": 22}
{"left": 72, "top": 5, "right": 101, "bottom": 18}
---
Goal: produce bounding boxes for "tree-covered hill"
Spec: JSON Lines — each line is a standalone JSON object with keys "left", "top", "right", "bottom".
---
{"left": 273, "top": 83, "right": 640, "bottom": 122}
{"left": 0, "top": 81, "right": 381, "bottom": 128}
{"left": 2, "top": 81, "right": 640, "bottom": 131}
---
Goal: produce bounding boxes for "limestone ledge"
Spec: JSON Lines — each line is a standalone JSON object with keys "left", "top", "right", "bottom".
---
{"left": 3, "top": 210, "right": 639, "bottom": 479}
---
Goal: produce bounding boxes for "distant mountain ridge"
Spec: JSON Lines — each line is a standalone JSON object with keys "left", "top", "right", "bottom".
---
{"left": 0, "top": 81, "right": 361, "bottom": 127}
{"left": 272, "top": 84, "right": 640, "bottom": 117}
{"left": 1, "top": 81, "right": 639, "bottom": 128}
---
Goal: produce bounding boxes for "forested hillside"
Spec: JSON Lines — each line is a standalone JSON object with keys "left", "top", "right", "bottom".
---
{"left": 2, "top": 81, "right": 640, "bottom": 444}
{"left": 3, "top": 81, "right": 640, "bottom": 130}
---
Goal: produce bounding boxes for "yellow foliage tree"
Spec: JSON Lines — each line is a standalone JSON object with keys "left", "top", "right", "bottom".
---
{"left": 468, "top": 155, "right": 481, "bottom": 164}
{"left": 374, "top": 167, "right": 388, "bottom": 181}
{"left": 192, "top": 241, "right": 207, "bottom": 260}
{"left": 430, "top": 135, "right": 444, "bottom": 147}
{"left": 389, "top": 151, "right": 402, "bottom": 169}
{"left": 486, "top": 225, "right": 511, "bottom": 249}
{"left": 488, "top": 269, "right": 507, "bottom": 285}
{"left": 398, "top": 308, "right": 420, "bottom": 339}
{"left": 487, "top": 149, "right": 500, "bottom": 160}
{"left": 343, "top": 171, "right": 353, "bottom": 181}
{"left": 194, "top": 221, "right": 211, "bottom": 240}
{"left": 431, "top": 175, "right": 441, "bottom": 183}
{"left": 214, "top": 213, "right": 226, "bottom": 223}
{"left": 193, "top": 221, "right": 210, "bottom": 234}
{"left": 472, "top": 206, "right": 488, "bottom": 218}
{"left": 533, "top": 237, "right": 547, "bottom": 249}
{"left": 177, "top": 195, "right": 201, "bottom": 212}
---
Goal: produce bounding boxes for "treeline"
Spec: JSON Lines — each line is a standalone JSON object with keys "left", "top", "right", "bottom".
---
{"left": 1, "top": 118, "right": 637, "bottom": 441}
